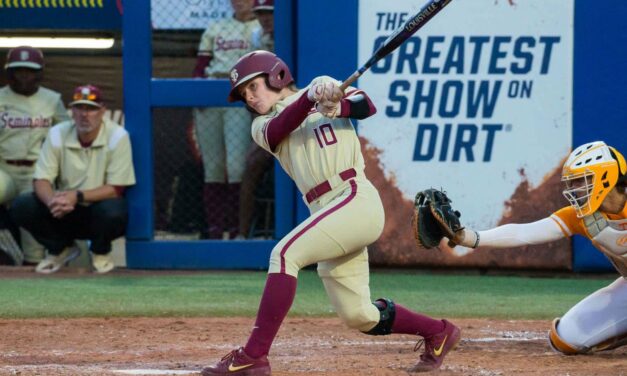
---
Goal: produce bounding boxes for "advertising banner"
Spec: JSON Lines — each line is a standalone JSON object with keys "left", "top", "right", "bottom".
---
{"left": 151, "top": 0, "right": 232, "bottom": 30}
{"left": 358, "top": 0, "right": 574, "bottom": 268}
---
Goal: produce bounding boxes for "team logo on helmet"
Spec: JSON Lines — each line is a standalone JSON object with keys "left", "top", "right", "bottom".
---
{"left": 230, "top": 69, "right": 239, "bottom": 83}
{"left": 19, "top": 50, "right": 29, "bottom": 61}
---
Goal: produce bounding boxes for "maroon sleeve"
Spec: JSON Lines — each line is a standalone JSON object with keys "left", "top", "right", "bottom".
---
{"left": 266, "top": 91, "right": 315, "bottom": 151}
{"left": 192, "top": 55, "right": 211, "bottom": 78}
{"left": 338, "top": 89, "right": 377, "bottom": 120}
{"left": 113, "top": 186, "right": 126, "bottom": 197}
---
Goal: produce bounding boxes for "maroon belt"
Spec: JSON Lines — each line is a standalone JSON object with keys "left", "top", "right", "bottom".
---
{"left": 305, "top": 168, "right": 357, "bottom": 203}
{"left": 5, "top": 159, "right": 35, "bottom": 167}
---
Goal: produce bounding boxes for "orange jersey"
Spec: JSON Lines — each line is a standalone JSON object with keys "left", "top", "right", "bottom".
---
{"left": 551, "top": 204, "right": 627, "bottom": 276}
{"left": 551, "top": 205, "right": 627, "bottom": 237}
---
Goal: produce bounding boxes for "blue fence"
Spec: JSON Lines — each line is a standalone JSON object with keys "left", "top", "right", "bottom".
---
{"left": 119, "top": 0, "right": 626, "bottom": 271}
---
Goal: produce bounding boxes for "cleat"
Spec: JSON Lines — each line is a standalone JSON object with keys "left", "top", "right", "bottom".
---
{"left": 201, "top": 347, "right": 271, "bottom": 376}
{"left": 409, "top": 319, "right": 461, "bottom": 373}
{"left": 35, "top": 247, "right": 81, "bottom": 274}
{"left": 92, "top": 253, "right": 115, "bottom": 274}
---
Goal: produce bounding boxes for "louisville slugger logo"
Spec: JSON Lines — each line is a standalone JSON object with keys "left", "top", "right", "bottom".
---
{"left": 405, "top": 0, "right": 452, "bottom": 33}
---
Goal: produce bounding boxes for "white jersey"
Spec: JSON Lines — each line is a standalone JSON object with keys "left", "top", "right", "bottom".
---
{"left": 251, "top": 77, "right": 365, "bottom": 196}
{"left": 34, "top": 118, "right": 136, "bottom": 191}
{"left": 198, "top": 17, "right": 261, "bottom": 77}
{"left": 0, "top": 86, "right": 69, "bottom": 161}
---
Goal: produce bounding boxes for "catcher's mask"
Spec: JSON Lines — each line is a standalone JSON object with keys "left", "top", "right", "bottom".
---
{"left": 227, "top": 50, "right": 293, "bottom": 103}
{"left": 561, "top": 141, "right": 627, "bottom": 217}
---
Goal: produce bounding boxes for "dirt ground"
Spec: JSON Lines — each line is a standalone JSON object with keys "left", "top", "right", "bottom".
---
{"left": 0, "top": 316, "right": 625, "bottom": 376}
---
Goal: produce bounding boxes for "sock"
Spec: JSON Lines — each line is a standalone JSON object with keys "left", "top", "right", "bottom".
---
{"left": 244, "top": 273, "right": 297, "bottom": 358}
{"left": 203, "top": 183, "right": 225, "bottom": 238}
{"left": 226, "top": 183, "right": 241, "bottom": 237}
{"left": 392, "top": 303, "right": 445, "bottom": 337}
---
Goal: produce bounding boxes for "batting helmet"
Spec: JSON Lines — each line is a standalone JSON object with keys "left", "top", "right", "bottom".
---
{"left": 561, "top": 141, "right": 627, "bottom": 217}
{"left": 4, "top": 46, "right": 44, "bottom": 70}
{"left": 252, "top": 0, "right": 273, "bottom": 12}
{"left": 227, "top": 50, "right": 293, "bottom": 102}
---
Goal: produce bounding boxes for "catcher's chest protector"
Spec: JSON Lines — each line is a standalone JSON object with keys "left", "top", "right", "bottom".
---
{"left": 585, "top": 214, "right": 627, "bottom": 277}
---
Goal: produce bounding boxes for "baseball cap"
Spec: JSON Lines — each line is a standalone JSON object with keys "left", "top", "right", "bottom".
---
{"left": 69, "top": 85, "right": 104, "bottom": 108}
{"left": 4, "top": 46, "right": 44, "bottom": 70}
{"left": 252, "top": 0, "right": 273, "bottom": 12}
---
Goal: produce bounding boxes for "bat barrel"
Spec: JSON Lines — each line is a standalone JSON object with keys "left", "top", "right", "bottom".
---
{"left": 340, "top": 0, "right": 453, "bottom": 91}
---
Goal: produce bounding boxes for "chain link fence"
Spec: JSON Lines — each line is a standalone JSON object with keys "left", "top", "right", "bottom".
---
{"left": 151, "top": 0, "right": 275, "bottom": 240}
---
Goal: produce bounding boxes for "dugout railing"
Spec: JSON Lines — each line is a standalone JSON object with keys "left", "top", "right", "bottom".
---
{"left": 122, "top": 1, "right": 301, "bottom": 269}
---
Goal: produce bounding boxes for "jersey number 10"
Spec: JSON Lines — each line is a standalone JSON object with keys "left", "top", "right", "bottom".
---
{"left": 313, "top": 123, "right": 337, "bottom": 148}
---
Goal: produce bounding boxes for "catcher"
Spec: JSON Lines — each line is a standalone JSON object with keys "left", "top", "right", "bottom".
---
{"left": 414, "top": 141, "right": 627, "bottom": 354}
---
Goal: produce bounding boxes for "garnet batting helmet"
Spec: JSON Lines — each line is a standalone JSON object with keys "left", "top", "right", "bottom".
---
{"left": 4, "top": 46, "right": 44, "bottom": 70}
{"left": 561, "top": 141, "right": 627, "bottom": 217}
{"left": 227, "top": 50, "right": 293, "bottom": 102}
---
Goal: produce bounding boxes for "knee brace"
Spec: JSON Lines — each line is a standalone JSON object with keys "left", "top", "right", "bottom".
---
{"left": 548, "top": 318, "right": 583, "bottom": 355}
{"left": 363, "top": 298, "right": 395, "bottom": 336}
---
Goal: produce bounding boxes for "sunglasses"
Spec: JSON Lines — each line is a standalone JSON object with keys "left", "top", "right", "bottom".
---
{"left": 73, "top": 92, "right": 99, "bottom": 101}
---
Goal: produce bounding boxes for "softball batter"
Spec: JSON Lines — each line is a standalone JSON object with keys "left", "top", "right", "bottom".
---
{"left": 193, "top": 0, "right": 260, "bottom": 239}
{"left": 451, "top": 141, "right": 627, "bottom": 354}
{"left": 201, "top": 50, "right": 461, "bottom": 375}
{"left": 0, "top": 46, "right": 70, "bottom": 264}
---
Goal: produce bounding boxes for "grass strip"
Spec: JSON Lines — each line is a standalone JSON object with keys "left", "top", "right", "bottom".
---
{"left": 0, "top": 270, "right": 614, "bottom": 319}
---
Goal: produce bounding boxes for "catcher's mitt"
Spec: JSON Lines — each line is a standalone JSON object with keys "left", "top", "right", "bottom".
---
{"left": 412, "top": 188, "right": 464, "bottom": 249}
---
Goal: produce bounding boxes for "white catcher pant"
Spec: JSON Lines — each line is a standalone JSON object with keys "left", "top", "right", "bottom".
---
{"left": 557, "top": 277, "right": 627, "bottom": 349}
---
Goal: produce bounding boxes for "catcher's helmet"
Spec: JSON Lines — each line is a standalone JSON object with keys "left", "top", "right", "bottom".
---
{"left": 4, "top": 46, "right": 44, "bottom": 70}
{"left": 227, "top": 50, "right": 293, "bottom": 102}
{"left": 561, "top": 141, "right": 627, "bottom": 217}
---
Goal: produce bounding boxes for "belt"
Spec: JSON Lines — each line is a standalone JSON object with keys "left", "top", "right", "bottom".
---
{"left": 305, "top": 168, "right": 357, "bottom": 204}
{"left": 5, "top": 159, "right": 35, "bottom": 167}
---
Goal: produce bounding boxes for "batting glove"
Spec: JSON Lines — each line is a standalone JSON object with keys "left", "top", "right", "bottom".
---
{"left": 316, "top": 100, "right": 342, "bottom": 118}
{"left": 311, "top": 82, "right": 343, "bottom": 117}
{"left": 307, "top": 82, "right": 336, "bottom": 102}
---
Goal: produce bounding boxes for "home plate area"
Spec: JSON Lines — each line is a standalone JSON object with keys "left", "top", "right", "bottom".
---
{"left": 1, "top": 317, "right": 625, "bottom": 375}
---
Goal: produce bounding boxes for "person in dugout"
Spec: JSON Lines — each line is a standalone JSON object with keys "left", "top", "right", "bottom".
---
{"left": 0, "top": 46, "right": 70, "bottom": 265}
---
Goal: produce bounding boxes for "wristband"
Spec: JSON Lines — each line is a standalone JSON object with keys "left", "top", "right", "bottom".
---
{"left": 472, "top": 231, "right": 480, "bottom": 248}
{"left": 76, "top": 190, "right": 85, "bottom": 204}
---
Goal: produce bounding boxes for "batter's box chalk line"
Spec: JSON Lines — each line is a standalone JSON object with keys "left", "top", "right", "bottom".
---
{"left": 113, "top": 370, "right": 198, "bottom": 375}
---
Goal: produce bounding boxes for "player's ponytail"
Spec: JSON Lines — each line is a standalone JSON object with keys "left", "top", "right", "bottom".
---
{"left": 609, "top": 147, "right": 627, "bottom": 186}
